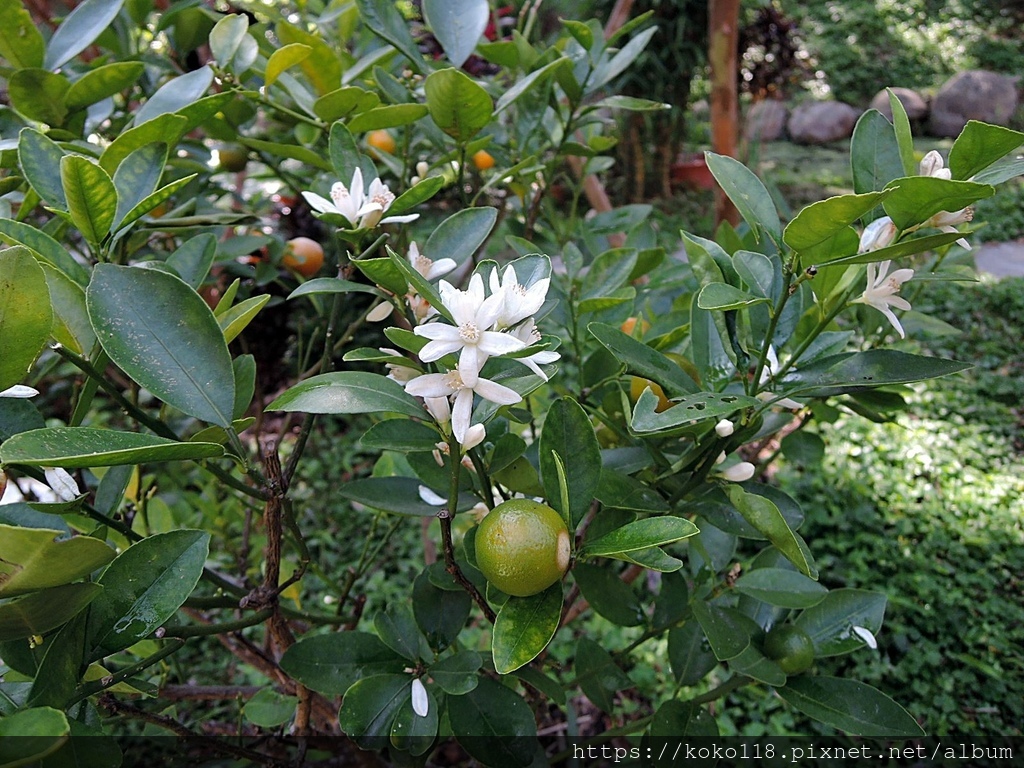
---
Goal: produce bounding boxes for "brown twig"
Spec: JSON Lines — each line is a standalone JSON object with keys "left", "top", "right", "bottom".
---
{"left": 159, "top": 685, "right": 262, "bottom": 701}
{"left": 439, "top": 510, "right": 496, "bottom": 623}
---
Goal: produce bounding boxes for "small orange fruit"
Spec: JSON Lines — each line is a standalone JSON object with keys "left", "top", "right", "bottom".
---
{"left": 367, "top": 130, "right": 397, "bottom": 157}
{"left": 475, "top": 499, "right": 571, "bottom": 597}
{"left": 630, "top": 377, "right": 673, "bottom": 413}
{"left": 282, "top": 237, "right": 324, "bottom": 277}
{"left": 472, "top": 149, "right": 496, "bottom": 171}
{"left": 620, "top": 316, "right": 650, "bottom": 337}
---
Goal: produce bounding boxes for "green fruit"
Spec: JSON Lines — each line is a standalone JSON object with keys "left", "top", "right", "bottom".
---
{"left": 475, "top": 499, "right": 571, "bottom": 597}
{"left": 764, "top": 625, "right": 815, "bottom": 674}
{"left": 217, "top": 144, "right": 249, "bottom": 173}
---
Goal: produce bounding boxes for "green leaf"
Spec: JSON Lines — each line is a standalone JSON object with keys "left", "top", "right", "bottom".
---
{"left": 116, "top": 174, "right": 196, "bottom": 233}
{"left": 972, "top": 155, "right": 1024, "bottom": 186}
{"left": 18, "top": 128, "right": 67, "bottom": 209}
{"left": 0, "top": 218, "right": 88, "bottom": 286}
{"left": 588, "top": 323, "right": 698, "bottom": 397}
{"left": 28, "top": 612, "right": 88, "bottom": 708}
{"left": 60, "top": 155, "right": 117, "bottom": 244}
{"left": 361, "top": 420, "right": 439, "bottom": 452}
{"left": 581, "top": 248, "right": 637, "bottom": 301}
{"left": 429, "top": 650, "right": 482, "bottom": 695}
{"left": 268, "top": 371, "right": 424, "bottom": 419}
{"left": 87, "top": 529, "right": 210, "bottom": 657}
{"left": 781, "top": 350, "right": 971, "bottom": 398}
{"left": 592, "top": 25, "right": 657, "bottom": 89}
{"left": 594, "top": 470, "right": 669, "bottom": 514}
{"left": 280, "top": 633, "right": 404, "bottom": 696}
{"left": 240, "top": 137, "right": 333, "bottom": 172}
{"left": 338, "top": 674, "right": 409, "bottom": 750}
{"left": 335, "top": 476, "right": 476, "bottom": 516}
{"left": 778, "top": 677, "right": 924, "bottom": 737}
{"left": 99, "top": 114, "right": 188, "bottom": 175}
{"left": 630, "top": 390, "right": 758, "bottom": 435}
{"left": 208, "top": 13, "right": 248, "bottom": 68}
{"left": 87, "top": 264, "right": 236, "bottom": 426}
{"left": 424, "top": 68, "right": 493, "bottom": 143}
{"left": 850, "top": 109, "right": 904, "bottom": 195}
{"left": 734, "top": 568, "right": 828, "bottom": 609}
{"left": 166, "top": 233, "right": 216, "bottom": 289}
{"left": 888, "top": 89, "right": 916, "bottom": 176}
{"left": 492, "top": 584, "right": 561, "bottom": 674}
{"left": 647, "top": 700, "right": 718, "bottom": 740}
{"left": 423, "top": 207, "right": 497, "bottom": 268}
{"left": 448, "top": 677, "right": 538, "bottom": 768}
{"left": 539, "top": 397, "right": 601, "bottom": 528}
{"left": 0, "top": 583, "right": 102, "bottom": 641}
{"left": 0, "top": 707, "right": 69, "bottom": 766}
{"left": 66, "top": 61, "right": 145, "bottom": 113}
{"left": 134, "top": 65, "right": 213, "bottom": 127}
{"left": 312, "top": 86, "right": 380, "bottom": 122}
{"left": 412, "top": 569, "right": 471, "bottom": 652}
{"left": 690, "top": 601, "right": 750, "bottom": 661}
{"left": 328, "top": 121, "right": 362, "bottom": 184}
{"left": 881, "top": 176, "right": 994, "bottom": 230}
{"left": 668, "top": 621, "right": 717, "bottom": 685}
{"left": 575, "top": 637, "right": 632, "bottom": 714}
{"left": 0, "top": 427, "right": 223, "bottom": 468}
{"left": 0, "top": 0, "right": 45, "bottom": 69}
{"left": 726, "top": 485, "right": 817, "bottom": 579}
{"left": 816, "top": 231, "right": 967, "bottom": 268}
{"left": 348, "top": 104, "right": 428, "bottom": 133}
{"left": 583, "top": 517, "right": 698, "bottom": 558}
{"left": 289, "top": 277, "right": 381, "bottom": 301}
{"left": 375, "top": 603, "right": 431, "bottom": 662}
{"left": 948, "top": 121, "right": 1024, "bottom": 181}
{"left": 0, "top": 247, "right": 52, "bottom": 392}
{"left": 794, "top": 588, "right": 887, "bottom": 657}
{"left": 783, "top": 191, "right": 891, "bottom": 253}
{"left": 495, "top": 57, "right": 567, "bottom": 115}
{"left": 423, "top": 0, "right": 488, "bottom": 68}
{"left": 265, "top": 43, "right": 311, "bottom": 89}
{"left": 596, "top": 95, "right": 670, "bottom": 111}
{"left": 696, "top": 282, "right": 768, "bottom": 311}
{"left": 276, "top": 22, "right": 342, "bottom": 97}
{"left": 389, "top": 682, "right": 438, "bottom": 756}
{"left": 8, "top": 69, "right": 70, "bottom": 126}
{"left": 572, "top": 562, "right": 643, "bottom": 626}
{"left": 356, "top": 0, "right": 427, "bottom": 73}
{"left": 389, "top": 175, "right": 445, "bottom": 217}
{"left": 218, "top": 294, "right": 270, "bottom": 344}
{"left": 705, "top": 152, "right": 780, "bottom": 242}
{"left": 44, "top": 0, "right": 124, "bottom": 70}
{"left": 111, "top": 142, "right": 167, "bottom": 231}
{"left": 729, "top": 642, "right": 787, "bottom": 686}
{"left": 243, "top": 688, "right": 297, "bottom": 729}
{"left": 0, "top": 524, "right": 115, "bottom": 598}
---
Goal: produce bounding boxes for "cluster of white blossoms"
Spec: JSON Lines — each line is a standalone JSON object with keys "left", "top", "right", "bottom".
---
{"left": 302, "top": 169, "right": 418, "bottom": 230}
{"left": 396, "top": 262, "right": 558, "bottom": 451}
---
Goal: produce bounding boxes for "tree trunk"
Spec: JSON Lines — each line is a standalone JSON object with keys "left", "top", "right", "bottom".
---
{"left": 708, "top": 0, "right": 740, "bottom": 228}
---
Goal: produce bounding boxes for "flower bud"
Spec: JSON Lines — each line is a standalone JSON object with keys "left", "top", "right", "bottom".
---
{"left": 416, "top": 161, "right": 429, "bottom": 178}
{"left": 424, "top": 396, "right": 451, "bottom": 424}
{"left": 715, "top": 419, "right": 735, "bottom": 437}
{"left": 852, "top": 625, "right": 878, "bottom": 649}
{"left": 858, "top": 216, "right": 897, "bottom": 254}
{"left": 720, "top": 462, "right": 755, "bottom": 483}
{"left": 461, "top": 424, "right": 486, "bottom": 451}
{"left": 927, "top": 207, "right": 974, "bottom": 227}
{"left": 366, "top": 302, "right": 393, "bottom": 322}
{"left": 918, "top": 150, "right": 950, "bottom": 179}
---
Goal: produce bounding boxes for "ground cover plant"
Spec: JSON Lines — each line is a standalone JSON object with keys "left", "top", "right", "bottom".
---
{"left": 1, "top": 1, "right": 1023, "bottom": 765}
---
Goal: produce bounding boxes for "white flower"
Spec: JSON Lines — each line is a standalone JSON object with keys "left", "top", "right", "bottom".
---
{"left": 424, "top": 396, "right": 451, "bottom": 424}
{"left": 405, "top": 369, "right": 520, "bottom": 445}
{"left": 508, "top": 320, "right": 560, "bottom": 381}
{"left": 411, "top": 678, "right": 429, "bottom": 718}
{"left": 855, "top": 259, "right": 914, "bottom": 338}
{"left": 44, "top": 467, "right": 80, "bottom": 502}
{"left": 0, "top": 385, "right": 38, "bottom": 398}
{"left": 488, "top": 265, "right": 550, "bottom": 330}
{"left": 757, "top": 346, "right": 801, "bottom": 409}
{"left": 418, "top": 485, "right": 447, "bottom": 507}
{"left": 715, "top": 419, "right": 735, "bottom": 437}
{"left": 852, "top": 625, "right": 878, "bottom": 649}
{"left": 719, "top": 462, "right": 755, "bottom": 483}
{"left": 381, "top": 348, "right": 419, "bottom": 385}
{"left": 461, "top": 424, "right": 486, "bottom": 451}
{"left": 408, "top": 294, "right": 435, "bottom": 324}
{"left": 408, "top": 241, "right": 456, "bottom": 282}
{"left": 919, "top": 150, "right": 951, "bottom": 180}
{"left": 414, "top": 273, "right": 526, "bottom": 386}
{"left": 858, "top": 216, "right": 897, "bottom": 253}
{"left": 924, "top": 207, "right": 974, "bottom": 251}
{"left": 301, "top": 168, "right": 418, "bottom": 229}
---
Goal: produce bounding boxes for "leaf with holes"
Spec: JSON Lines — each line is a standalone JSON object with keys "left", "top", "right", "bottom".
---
{"left": 630, "top": 390, "right": 758, "bottom": 435}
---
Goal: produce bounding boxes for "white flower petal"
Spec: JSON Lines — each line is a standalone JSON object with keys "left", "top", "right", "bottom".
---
{"left": 473, "top": 377, "right": 521, "bottom": 406}
{"left": 411, "top": 678, "right": 429, "bottom": 718}
{"left": 380, "top": 213, "right": 420, "bottom": 225}
{"left": 44, "top": 467, "right": 80, "bottom": 502}
{"left": 424, "top": 396, "right": 451, "bottom": 423}
{"left": 418, "top": 338, "right": 465, "bottom": 362}
{"left": 476, "top": 331, "right": 527, "bottom": 357}
{"left": 418, "top": 485, "right": 447, "bottom": 506}
{"left": 301, "top": 191, "right": 337, "bottom": 215}
{"left": 366, "top": 302, "right": 393, "bottom": 322}
{"left": 424, "top": 258, "right": 457, "bottom": 281}
{"left": 715, "top": 419, "right": 735, "bottom": 437}
{"left": 461, "top": 424, "right": 486, "bottom": 451}
{"left": 852, "top": 625, "right": 878, "bottom": 649}
{"left": 720, "top": 462, "right": 755, "bottom": 483}
{"left": 451, "top": 389, "right": 474, "bottom": 443}
{"left": 405, "top": 373, "right": 458, "bottom": 399}
{"left": 0, "top": 385, "right": 39, "bottom": 398}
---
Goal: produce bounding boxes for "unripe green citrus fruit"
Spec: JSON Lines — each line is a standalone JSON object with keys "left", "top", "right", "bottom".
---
{"left": 764, "top": 625, "right": 815, "bottom": 674}
{"left": 475, "top": 499, "right": 571, "bottom": 597}
{"left": 217, "top": 144, "right": 249, "bottom": 173}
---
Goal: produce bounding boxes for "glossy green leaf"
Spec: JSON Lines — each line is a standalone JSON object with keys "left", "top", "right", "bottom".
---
{"left": 729, "top": 642, "right": 787, "bottom": 686}
{"left": 429, "top": 650, "right": 482, "bottom": 695}
{"left": 618, "top": 546, "right": 683, "bottom": 572}
{"left": 0, "top": 0, "right": 45, "bottom": 69}
{"left": 594, "top": 470, "right": 669, "bottom": 514}
{"left": 66, "top": 61, "right": 145, "bottom": 113}
{"left": 289, "top": 277, "right": 381, "bottom": 300}
{"left": 312, "top": 86, "right": 380, "bottom": 122}
{"left": 778, "top": 677, "right": 924, "bottom": 737}
{"left": 208, "top": 13, "right": 248, "bottom": 67}
{"left": 1, "top": 427, "right": 223, "bottom": 469}
{"left": 356, "top": 0, "right": 426, "bottom": 71}
{"left": 648, "top": 700, "right": 718, "bottom": 740}
{"left": 726, "top": 485, "right": 817, "bottom": 578}
{"left": 412, "top": 569, "right": 471, "bottom": 652}
{"left": 0, "top": 707, "right": 69, "bottom": 766}
{"left": 134, "top": 65, "right": 213, "bottom": 127}
{"left": 589, "top": 322, "right": 698, "bottom": 397}
{"left": 583, "top": 517, "right": 698, "bottom": 558}
{"left": 28, "top": 612, "right": 87, "bottom": 708}
{"left": 0, "top": 218, "right": 88, "bottom": 285}
{"left": 265, "top": 43, "right": 312, "bottom": 89}
{"left": 268, "top": 371, "right": 424, "bottom": 419}
{"left": 88, "top": 264, "right": 236, "bottom": 426}
{"left": 111, "top": 143, "right": 167, "bottom": 230}
{"left": 0, "top": 583, "right": 102, "bottom": 641}
{"left": 338, "top": 674, "right": 409, "bottom": 750}
{"left": 243, "top": 688, "right": 297, "bottom": 728}
{"left": 328, "top": 121, "right": 361, "bottom": 186}
{"left": 817, "top": 231, "right": 967, "bottom": 268}
{"left": 0, "top": 524, "right": 114, "bottom": 598}
{"left": 0, "top": 399, "right": 45, "bottom": 444}
{"left": 360, "top": 420, "right": 439, "bottom": 452}
{"left": 881, "top": 176, "right": 994, "bottom": 230}
{"left": 388, "top": 175, "right": 445, "bottom": 217}
{"left": 335, "top": 476, "right": 476, "bottom": 516}
{"left": 783, "top": 191, "right": 891, "bottom": 253}
{"left": 348, "top": 104, "right": 428, "bottom": 133}
{"left": 61, "top": 155, "right": 117, "bottom": 244}
{"left": 887, "top": 89, "right": 916, "bottom": 176}
{"left": 597, "top": 95, "right": 669, "bottom": 111}
{"left": 44, "top": 0, "right": 124, "bottom": 70}
{"left": 375, "top": 603, "right": 431, "bottom": 662}
{"left": 18, "top": 128, "right": 67, "bottom": 209}
{"left": 389, "top": 682, "right": 437, "bottom": 756}
{"left": 691, "top": 601, "right": 750, "bottom": 660}
{"left": 572, "top": 562, "right": 643, "bottom": 626}
{"left": 99, "top": 114, "right": 188, "bottom": 174}
{"left": 850, "top": 109, "right": 903, "bottom": 195}
{"left": 167, "top": 233, "right": 216, "bottom": 289}
{"left": 539, "top": 397, "right": 601, "bottom": 527}
{"left": 592, "top": 26, "right": 657, "bottom": 89}
{"left": 492, "top": 584, "right": 561, "bottom": 674}
{"left": 8, "top": 69, "right": 70, "bottom": 126}
{"left": 423, "top": 0, "right": 488, "bottom": 68}
{"left": 280, "top": 632, "right": 404, "bottom": 696}
{"left": 495, "top": 57, "right": 566, "bottom": 116}
{"left": 794, "top": 588, "right": 887, "bottom": 657}
{"left": 424, "top": 207, "right": 497, "bottom": 268}
{"left": 581, "top": 248, "right": 637, "bottom": 301}
{"left": 276, "top": 22, "right": 342, "bottom": 97}
{"left": 424, "top": 68, "right": 492, "bottom": 143}
{"left": 706, "top": 151, "right": 780, "bottom": 241}
{"left": 575, "top": 637, "right": 632, "bottom": 714}
{"left": 668, "top": 621, "right": 717, "bottom": 685}
{"left": 630, "top": 390, "right": 758, "bottom": 435}
{"left": 696, "top": 282, "right": 768, "bottom": 311}
{"left": 734, "top": 568, "right": 828, "bottom": 609}
{"left": 218, "top": 294, "right": 270, "bottom": 344}
{"left": 971, "top": 155, "right": 1024, "bottom": 186}
{"left": 781, "top": 350, "right": 971, "bottom": 398}
{"left": 0, "top": 247, "right": 52, "bottom": 392}
{"left": 87, "top": 529, "right": 210, "bottom": 657}
{"left": 448, "top": 677, "right": 538, "bottom": 768}
{"left": 240, "top": 137, "right": 333, "bottom": 172}
{"left": 948, "top": 121, "right": 1024, "bottom": 181}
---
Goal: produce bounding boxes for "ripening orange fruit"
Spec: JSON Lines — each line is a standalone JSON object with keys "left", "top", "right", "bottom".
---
{"left": 630, "top": 377, "right": 673, "bottom": 413}
{"left": 472, "top": 149, "right": 496, "bottom": 171}
{"left": 367, "top": 130, "right": 397, "bottom": 157}
{"left": 282, "top": 237, "right": 324, "bottom": 277}
{"left": 475, "top": 499, "right": 571, "bottom": 597}
{"left": 620, "top": 316, "right": 651, "bottom": 337}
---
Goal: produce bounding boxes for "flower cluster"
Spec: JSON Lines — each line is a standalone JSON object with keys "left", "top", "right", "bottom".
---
{"left": 398, "top": 263, "right": 557, "bottom": 450}
{"left": 918, "top": 150, "right": 973, "bottom": 250}
{"left": 302, "top": 169, "right": 418, "bottom": 230}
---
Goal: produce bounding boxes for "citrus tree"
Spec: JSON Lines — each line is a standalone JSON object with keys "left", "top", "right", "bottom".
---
{"left": 1, "top": 1, "right": 1022, "bottom": 765}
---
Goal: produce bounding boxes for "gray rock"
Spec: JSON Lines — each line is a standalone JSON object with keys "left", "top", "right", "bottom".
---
{"left": 745, "top": 100, "right": 788, "bottom": 142}
{"left": 869, "top": 87, "right": 928, "bottom": 121}
{"left": 787, "top": 101, "right": 861, "bottom": 144}
{"left": 929, "top": 70, "right": 1020, "bottom": 137}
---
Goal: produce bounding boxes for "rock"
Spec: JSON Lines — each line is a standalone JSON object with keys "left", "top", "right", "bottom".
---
{"left": 787, "top": 101, "right": 860, "bottom": 144}
{"left": 745, "top": 100, "right": 788, "bottom": 142}
{"left": 929, "top": 70, "right": 1019, "bottom": 137}
{"left": 869, "top": 87, "right": 928, "bottom": 121}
